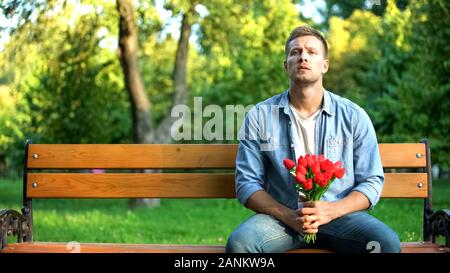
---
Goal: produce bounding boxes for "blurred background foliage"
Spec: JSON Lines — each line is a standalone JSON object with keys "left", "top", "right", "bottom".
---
{"left": 0, "top": 0, "right": 449, "bottom": 177}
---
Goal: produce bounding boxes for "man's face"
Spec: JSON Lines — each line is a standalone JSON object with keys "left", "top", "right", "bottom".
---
{"left": 284, "top": 35, "right": 329, "bottom": 85}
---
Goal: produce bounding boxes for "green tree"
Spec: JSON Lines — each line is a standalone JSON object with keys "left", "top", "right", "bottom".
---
{"left": 326, "top": 0, "right": 449, "bottom": 168}
{"left": 394, "top": 0, "right": 450, "bottom": 167}
{"left": 304, "top": 0, "right": 408, "bottom": 29}
{"left": 0, "top": 1, "right": 132, "bottom": 175}
{"left": 324, "top": 9, "right": 382, "bottom": 104}
{"left": 199, "top": 0, "right": 302, "bottom": 107}
{"left": 0, "top": 85, "right": 29, "bottom": 176}
{"left": 363, "top": 0, "right": 413, "bottom": 142}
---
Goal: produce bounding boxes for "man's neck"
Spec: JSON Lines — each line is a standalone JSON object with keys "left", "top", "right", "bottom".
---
{"left": 288, "top": 82, "right": 324, "bottom": 118}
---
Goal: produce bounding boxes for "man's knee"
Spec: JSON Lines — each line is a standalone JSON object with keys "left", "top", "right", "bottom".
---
{"left": 380, "top": 230, "right": 401, "bottom": 253}
{"left": 369, "top": 229, "right": 401, "bottom": 253}
{"left": 225, "top": 229, "right": 257, "bottom": 253}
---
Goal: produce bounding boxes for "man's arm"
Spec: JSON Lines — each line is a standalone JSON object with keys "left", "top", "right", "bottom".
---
{"left": 246, "top": 190, "right": 304, "bottom": 234}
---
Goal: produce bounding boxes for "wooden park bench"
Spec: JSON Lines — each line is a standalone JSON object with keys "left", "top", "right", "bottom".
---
{"left": 1, "top": 139, "right": 449, "bottom": 253}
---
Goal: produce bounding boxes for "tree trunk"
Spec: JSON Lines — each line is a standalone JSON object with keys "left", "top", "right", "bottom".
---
{"left": 117, "top": 0, "right": 154, "bottom": 144}
{"left": 0, "top": 154, "right": 5, "bottom": 177}
{"left": 154, "top": 7, "right": 196, "bottom": 143}
{"left": 116, "top": 0, "right": 195, "bottom": 208}
{"left": 117, "top": 0, "right": 157, "bottom": 209}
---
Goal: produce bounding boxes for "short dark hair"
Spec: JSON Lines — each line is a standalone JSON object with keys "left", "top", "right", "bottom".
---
{"left": 285, "top": 26, "right": 328, "bottom": 59}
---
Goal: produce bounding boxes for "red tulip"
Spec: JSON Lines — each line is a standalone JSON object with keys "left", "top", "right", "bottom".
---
{"left": 305, "top": 154, "right": 315, "bottom": 168}
{"left": 333, "top": 161, "right": 343, "bottom": 170}
{"left": 320, "top": 159, "right": 334, "bottom": 173}
{"left": 295, "top": 173, "right": 306, "bottom": 184}
{"left": 298, "top": 156, "right": 307, "bottom": 168}
{"left": 322, "top": 170, "right": 333, "bottom": 181}
{"left": 283, "top": 158, "right": 296, "bottom": 170}
{"left": 296, "top": 165, "right": 307, "bottom": 176}
{"left": 311, "top": 162, "right": 321, "bottom": 176}
{"left": 304, "top": 179, "right": 313, "bottom": 190}
{"left": 334, "top": 167, "right": 346, "bottom": 179}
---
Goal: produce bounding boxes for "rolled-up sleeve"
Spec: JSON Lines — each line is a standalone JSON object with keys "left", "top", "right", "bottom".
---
{"left": 235, "top": 108, "right": 267, "bottom": 206}
{"left": 351, "top": 107, "right": 384, "bottom": 210}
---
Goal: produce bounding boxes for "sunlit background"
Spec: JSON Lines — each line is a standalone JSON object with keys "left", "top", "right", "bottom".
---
{"left": 0, "top": 0, "right": 448, "bottom": 177}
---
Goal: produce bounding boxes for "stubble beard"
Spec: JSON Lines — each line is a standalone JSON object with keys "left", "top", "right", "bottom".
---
{"left": 291, "top": 71, "right": 320, "bottom": 86}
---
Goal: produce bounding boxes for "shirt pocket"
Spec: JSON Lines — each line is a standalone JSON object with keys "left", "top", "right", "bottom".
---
{"left": 325, "top": 137, "right": 347, "bottom": 162}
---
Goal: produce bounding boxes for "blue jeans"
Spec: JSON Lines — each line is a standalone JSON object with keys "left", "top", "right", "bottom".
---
{"left": 225, "top": 211, "right": 401, "bottom": 253}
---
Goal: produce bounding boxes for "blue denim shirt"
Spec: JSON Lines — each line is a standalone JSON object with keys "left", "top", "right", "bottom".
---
{"left": 235, "top": 90, "right": 384, "bottom": 210}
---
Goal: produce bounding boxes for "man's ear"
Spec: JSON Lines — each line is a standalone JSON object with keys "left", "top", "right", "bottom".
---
{"left": 284, "top": 60, "right": 288, "bottom": 71}
{"left": 322, "top": 59, "right": 329, "bottom": 74}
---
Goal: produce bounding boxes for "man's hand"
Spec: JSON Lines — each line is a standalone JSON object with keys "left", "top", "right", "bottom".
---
{"left": 298, "top": 191, "right": 371, "bottom": 234}
{"left": 281, "top": 209, "right": 304, "bottom": 234}
{"left": 246, "top": 190, "right": 305, "bottom": 234}
{"left": 299, "top": 201, "right": 338, "bottom": 234}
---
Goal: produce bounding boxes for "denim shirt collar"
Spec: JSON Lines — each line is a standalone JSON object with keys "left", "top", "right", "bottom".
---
{"left": 278, "top": 89, "right": 335, "bottom": 116}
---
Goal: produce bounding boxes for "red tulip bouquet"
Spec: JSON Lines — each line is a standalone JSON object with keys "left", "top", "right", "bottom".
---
{"left": 283, "top": 154, "right": 345, "bottom": 243}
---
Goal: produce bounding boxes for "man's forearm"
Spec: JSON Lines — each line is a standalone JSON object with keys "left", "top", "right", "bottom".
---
{"left": 245, "top": 190, "right": 295, "bottom": 224}
{"left": 334, "top": 191, "right": 371, "bottom": 219}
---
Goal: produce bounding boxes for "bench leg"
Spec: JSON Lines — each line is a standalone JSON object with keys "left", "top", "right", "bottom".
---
{"left": 0, "top": 209, "right": 32, "bottom": 250}
{"left": 429, "top": 209, "right": 450, "bottom": 248}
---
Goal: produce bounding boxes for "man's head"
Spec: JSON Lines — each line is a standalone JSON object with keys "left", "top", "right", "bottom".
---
{"left": 284, "top": 26, "right": 329, "bottom": 85}
{"left": 285, "top": 26, "right": 328, "bottom": 59}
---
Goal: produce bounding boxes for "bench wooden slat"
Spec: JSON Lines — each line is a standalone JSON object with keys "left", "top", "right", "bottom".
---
{"left": 27, "top": 173, "right": 236, "bottom": 198}
{"left": 1, "top": 242, "right": 225, "bottom": 253}
{"left": 379, "top": 143, "right": 426, "bottom": 168}
{"left": 27, "top": 143, "right": 426, "bottom": 169}
{"left": 2, "top": 242, "right": 447, "bottom": 253}
{"left": 27, "top": 144, "right": 238, "bottom": 169}
{"left": 27, "top": 173, "right": 427, "bottom": 198}
{"left": 382, "top": 173, "right": 428, "bottom": 198}
{"left": 396, "top": 242, "right": 450, "bottom": 253}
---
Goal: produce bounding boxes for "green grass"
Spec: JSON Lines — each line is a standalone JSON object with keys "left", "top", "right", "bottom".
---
{"left": 0, "top": 178, "right": 449, "bottom": 244}
{"left": 369, "top": 180, "right": 450, "bottom": 242}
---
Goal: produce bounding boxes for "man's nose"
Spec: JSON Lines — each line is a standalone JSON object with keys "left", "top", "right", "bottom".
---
{"left": 298, "top": 51, "right": 309, "bottom": 62}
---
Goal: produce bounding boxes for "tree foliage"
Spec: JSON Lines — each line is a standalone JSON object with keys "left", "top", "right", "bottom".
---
{"left": 0, "top": 1, "right": 131, "bottom": 175}
{"left": 393, "top": 0, "right": 450, "bottom": 166}
{"left": 324, "top": 0, "right": 450, "bottom": 167}
{"left": 199, "top": 0, "right": 302, "bottom": 106}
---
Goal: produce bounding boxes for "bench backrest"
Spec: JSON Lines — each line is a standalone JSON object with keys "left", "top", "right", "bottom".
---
{"left": 24, "top": 142, "right": 431, "bottom": 199}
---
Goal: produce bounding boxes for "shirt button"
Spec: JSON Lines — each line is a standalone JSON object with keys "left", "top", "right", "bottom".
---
{"left": 290, "top": 144, "right": 294, "bottom": 148}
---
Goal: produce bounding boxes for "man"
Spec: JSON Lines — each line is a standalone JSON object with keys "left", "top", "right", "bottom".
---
{"left": 225, "top": 26, "right": 401, "bottom": 253}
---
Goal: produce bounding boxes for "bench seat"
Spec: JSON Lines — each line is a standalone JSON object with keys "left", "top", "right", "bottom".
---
{"left": 2, "top": 242, "right": 448, "bottom": 253}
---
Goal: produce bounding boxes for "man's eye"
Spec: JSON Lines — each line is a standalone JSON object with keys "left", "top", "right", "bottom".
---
{"left": 291, "top": 50, "right": 298, "bottom": 55}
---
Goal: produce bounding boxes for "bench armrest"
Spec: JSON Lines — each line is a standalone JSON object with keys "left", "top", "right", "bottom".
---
{"left": 429, "top": 209, "right": 450, "bottom": 248}
{"left": 0, "top": 209, "right": 31, "bottom": 250}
